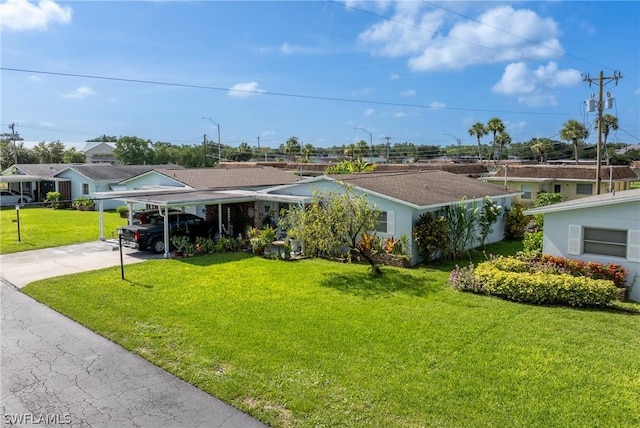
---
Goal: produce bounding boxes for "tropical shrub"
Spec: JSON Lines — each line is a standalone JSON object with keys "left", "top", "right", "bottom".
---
{"left": 522, "top": 231, "right": 543, "bottom": 254}
{"left": 477, "top": 196, "right": 503, "bottom": 246}
{"left": 413, "top": 212, "right": 448, "bottom": 263}
{"left": 505, "top": 204, "right": 530, "bottom": 239}
{"left": 442, "top": 199, "right": 479, "bottom": 260}
{"left": 116, "top": 205, "right": 129, "bottom": 218}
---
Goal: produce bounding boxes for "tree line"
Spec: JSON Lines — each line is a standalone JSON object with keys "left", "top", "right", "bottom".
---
{"left": 1, "top": 113, "right": 637, "bottom": 171}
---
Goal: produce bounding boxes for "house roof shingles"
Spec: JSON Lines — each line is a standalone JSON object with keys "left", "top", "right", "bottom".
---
{"left": 154, "top": 166, "right": 303, "bottom": 189}
{"left": 330, "top": 170, "right": 516, "bottom": 207}
{"left": 60, "top": 164, "right": 183, "bottom": 182}
{"left": 492, "top": 164, "right": 638, "bottom": 181}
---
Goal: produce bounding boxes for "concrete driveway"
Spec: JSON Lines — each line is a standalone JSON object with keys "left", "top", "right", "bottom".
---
{"left": 1, "top": 242, "right": 266, "bottom": 428}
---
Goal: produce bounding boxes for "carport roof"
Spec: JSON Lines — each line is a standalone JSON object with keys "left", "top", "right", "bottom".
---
{"left": 92, "top": 188, "right": 308, "bottom": 208}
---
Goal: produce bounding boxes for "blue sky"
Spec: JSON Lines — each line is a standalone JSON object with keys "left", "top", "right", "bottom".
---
{"left": 1, "top": 0, "right": 639, "bottom": 151}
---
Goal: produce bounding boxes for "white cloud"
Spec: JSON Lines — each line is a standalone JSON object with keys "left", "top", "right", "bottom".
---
{"left": 393, "top": 111, "right": 406, "bottom": 118}
{"left": 27, "top": 75, "right": 43, "bottom": 82}
{"left": 228, "top": 82, "right": 265, "bottom": 97}
{"left": 493, "top": 61, "right": 581, "bottom": 106}
{"left": 62, "top": 86, "right": 95, "bottom": 99}
{"left": 0, "top": 0, "right": 72, "bottom": 31}
{"left": 359, "top": 4, "right": 563, "bottom": 72}
{"left": 364, "top": 108, "right": 375, "bottom": 117}
{"left": 390, "top": 73, "right": 401, "bottom": 81}
{"left": 429, "top": 101, "right": 446, "bottom": 109}
{"left": 401, "top": 89, "right": 416, "bottom": 97}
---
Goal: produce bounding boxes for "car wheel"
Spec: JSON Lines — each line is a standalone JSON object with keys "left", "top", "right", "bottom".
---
{"left": 18, "top": 198, "right": 26, "bottom": 204}
{"left": 151, "top": 238, "right": 165, "bottom": 254}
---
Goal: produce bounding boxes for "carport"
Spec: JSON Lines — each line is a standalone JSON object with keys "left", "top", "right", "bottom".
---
{"left": 92, "top": 188, "right": 308, "bottom": 258}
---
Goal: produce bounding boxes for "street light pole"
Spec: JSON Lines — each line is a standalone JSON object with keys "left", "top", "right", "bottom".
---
{"left": 355, "top": 127, "right": 373, "bottom": 163}
{"left": 201, "top": 117, "right": 222, "bottom": 163}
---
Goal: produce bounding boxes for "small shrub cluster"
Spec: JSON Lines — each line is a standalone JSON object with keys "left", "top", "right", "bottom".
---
{"left": 171, "top": 235, "right": 244, "bottom": 257}
{"left": 356, "top": 233, "right": 411, "bottom": 266}
{"left": 521, "top": 253, "right": 629, "bottom": 288}
{"left": 449, "top": 254, "right": 625, "bottom": 307}
{"left": 505, "top": 204, "right": 531, "bottom": 239}
{"left": 475, "top": 262, "right": 619, "bottom": 306}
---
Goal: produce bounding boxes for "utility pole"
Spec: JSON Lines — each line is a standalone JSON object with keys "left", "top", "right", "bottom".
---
{"left": 203, "top": 134, "right": 208, "bottom": 167}
{"left": 9, "top": 122, "right": 18, "bottom": 165}
{"left": 582, "top": 70, "right": 622, "bottom": 194}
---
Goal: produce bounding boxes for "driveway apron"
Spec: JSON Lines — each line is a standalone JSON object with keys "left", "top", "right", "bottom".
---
{"left": 1, "top": 243, "right": 265, "bottom": 428}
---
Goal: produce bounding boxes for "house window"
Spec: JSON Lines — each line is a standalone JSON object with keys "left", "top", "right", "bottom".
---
{"left": 576, "top": 183, "right": 593, "bottom": 195}
{"left": 374, "top": 211, "right": 395, "bottom": 235}
{"left": 521, "top": 185, "right": 532, "bottom": 199}
{"left": 82, "top": 183, "right": 89, "bottom": 195}
{"left": 583, "top": 227, "right": 627, "bottom": 258}
{"left": 554, "top": 184, "right": 562, "bottom": 193}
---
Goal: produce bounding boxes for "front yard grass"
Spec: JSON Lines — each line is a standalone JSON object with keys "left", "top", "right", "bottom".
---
{"left": 23, "top": 250, "right": 640, "bottom": 427}
{"left": 0, "top": 207, "right": 126, "bottom": 254}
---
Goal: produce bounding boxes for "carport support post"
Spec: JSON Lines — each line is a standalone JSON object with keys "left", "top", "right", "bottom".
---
{"left": 163, "top": 206, "right": 170, "bottom": 258}
{"left": 218, "top": 203, "right": 223, "bottom": 237}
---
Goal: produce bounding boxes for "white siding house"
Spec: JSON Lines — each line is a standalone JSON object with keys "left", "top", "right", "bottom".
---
{"left": 525, "top": 189, "right": 640, "bottom": 302}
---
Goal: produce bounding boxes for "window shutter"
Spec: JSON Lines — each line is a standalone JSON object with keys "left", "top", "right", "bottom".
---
{"left": 387, "top": 211, "right": 395, "bottom": 235}
{"left": 628, "top": 230, "right": 640, "bottom": 262}
{"left": 567, "top": 225, "right": 582, "bottom": 255}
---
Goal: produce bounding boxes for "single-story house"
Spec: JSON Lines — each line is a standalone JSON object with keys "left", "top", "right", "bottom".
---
{"left": 261, "top": 170, "right": 521, "bottom": 265}
{"left": 1, "top": 163, "right": 72, "bottom": 202}
{"left": 525, "top": 188, "right": 640, "bottom": 302}
{"left": 56, "top": 164, "right": 184, "bottom": 210}
{"left": 482, "top": 164, "right": 638, "bottom": 207}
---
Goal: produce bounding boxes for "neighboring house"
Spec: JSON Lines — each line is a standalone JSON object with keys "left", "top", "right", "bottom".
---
{"left": 261, "top": 170, "right": 520, "bottom": 265}
{"left": 525, "top": 188, "right": 640, "bottom": 302}
{"left": 482, "top": 164, "right": 638, "bottom": 207}
{"left": 94, "top": 166, "right": 305, "bottom": 243}
{"left": 56, "top": 164, "right": 183, "bottom": 209}
{"left": 0, "top": 163, "right": 72, "bottom": 202}
{"left": 80, "top": 142, "right": 117, "bottom": 164}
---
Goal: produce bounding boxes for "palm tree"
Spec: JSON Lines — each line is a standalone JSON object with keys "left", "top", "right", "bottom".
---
{"left": 530, "top": 138, "right": 554, "bottom": 163}
{"left": 468, "top": 122, "right": 487, "bottom": 163}
{"left": 283, "top": 136, "right": 301, "bottom": 159}
{"left": 485, "top": 117, "right": 505, "bottom": 164}
{"left": 596, "top": 114, "right": 619, "bottom": 157}
{"left": 495, "top": 131, "right": 511, "bottom": 161}
{"left": 559, "top": 119, "right": 589, "bottom": 164}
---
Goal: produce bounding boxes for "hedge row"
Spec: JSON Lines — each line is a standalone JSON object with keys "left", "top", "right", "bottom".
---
{"left": 473, "top": 262, "right": 620, "bottom": 307}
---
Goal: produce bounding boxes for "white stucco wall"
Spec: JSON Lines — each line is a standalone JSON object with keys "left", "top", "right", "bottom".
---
{"left": 541, "top": 201, "right": 640, "bottom": 302}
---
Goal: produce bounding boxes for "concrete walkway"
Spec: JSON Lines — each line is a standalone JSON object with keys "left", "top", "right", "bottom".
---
{"left": 1, "top": 242, "right": 266, "bottom": 428}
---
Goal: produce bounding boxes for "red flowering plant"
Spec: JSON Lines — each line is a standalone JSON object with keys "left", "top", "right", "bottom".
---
{"left": 529, "top": 254, "right": 629, "bottom": 288}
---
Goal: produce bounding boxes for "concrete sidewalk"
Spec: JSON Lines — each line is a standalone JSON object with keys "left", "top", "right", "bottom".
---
{"left": 1, "top": 242, "right": 266, "bottom": 428}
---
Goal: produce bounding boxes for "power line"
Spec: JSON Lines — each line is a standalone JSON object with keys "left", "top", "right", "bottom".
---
{"left": 1, "top": 67, "right": 577, "bottom": 118}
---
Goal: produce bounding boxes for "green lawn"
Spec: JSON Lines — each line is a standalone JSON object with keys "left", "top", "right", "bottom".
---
{"left": 0, "top": 207, "right": 127, "bottom": 254}
{"left": 23, "top": 249, "right": 640, "bottom": 427}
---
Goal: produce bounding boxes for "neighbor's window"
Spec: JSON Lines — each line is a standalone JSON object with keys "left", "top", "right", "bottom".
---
{"left": 521, "top": 184, "right": 532, "bottom": 199}
{"left": 374, "top": 211, "right": 395, "bottom": 234}
{"left": 82, "top": 183, "right": 89, "bottom": 195}
{"left": 583, "top": 227, "right": 627, "bottom": 258}
{"left": 576, "top": 183, "right": 593, "bottom": 195}
{"left": 554, "top": 184, "right": 562, "bottom": 193}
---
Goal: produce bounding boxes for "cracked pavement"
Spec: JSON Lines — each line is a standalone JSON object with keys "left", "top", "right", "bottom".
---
{"left": 1, "top": 243, "right": 266, "bottom": 428}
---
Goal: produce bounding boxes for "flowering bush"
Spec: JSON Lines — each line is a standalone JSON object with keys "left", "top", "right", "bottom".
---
{"left": 520, "top": 254, "right": 629, "bottom": 288}
{"left": 449, "top": 254, "right": 625, "bottom": 307}
{"left": 449, "top": 263, "right": 483, "bottom": 293}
